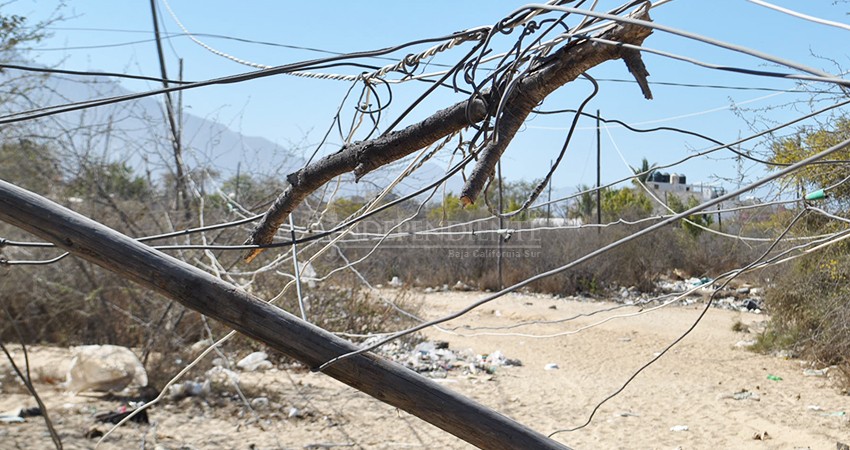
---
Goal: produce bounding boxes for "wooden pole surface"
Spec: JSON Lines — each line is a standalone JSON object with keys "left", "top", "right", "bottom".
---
{"left": 0, "top": 179, "right": 572, "bottom": 450}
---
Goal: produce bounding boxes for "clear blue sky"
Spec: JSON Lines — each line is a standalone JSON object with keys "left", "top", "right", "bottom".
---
{"left": 8, "top": 1, "right": 850, "bottom": 196}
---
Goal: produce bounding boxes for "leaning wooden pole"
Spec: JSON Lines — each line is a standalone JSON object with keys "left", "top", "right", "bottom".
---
{"left": 0, "top": 179, "right": 571, "bottom": 450}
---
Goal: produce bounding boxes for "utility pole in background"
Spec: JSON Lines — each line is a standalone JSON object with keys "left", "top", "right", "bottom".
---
{"left": 547, "top": 159, "right": 553, "bottom": 225}
{"left": 497, "top": 162, "right": 504, "bottom": 290}
{"left": 596, "top": 109, "right": 602, "bottom": 231}
{"left": 150, "top": 0, "right": 190, "bottom": 219}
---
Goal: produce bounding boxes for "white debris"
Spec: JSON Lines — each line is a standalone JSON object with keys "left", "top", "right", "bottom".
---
{"left": 65, "top": 345, "right": 147, "bottom": 393}
{"left": 544, "top": 363, "right": 560, "bottom": 370}
{"left": 250, "top": 397, "right": 270, "bottom": 410}
{"left": 389, "top": 276, "right": 403, "bottom": 288}
{"left": 168, "top": 379, "right": 210, "bottom": 400}
{"left": 670, "top": 425, "right": 689, "bottom": 432}
{"left": 236, "top": 351, "right": 272, "bottom": 372}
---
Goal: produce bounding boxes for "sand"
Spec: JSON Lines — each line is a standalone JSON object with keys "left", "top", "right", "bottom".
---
{"left": 1, "top": 290, "right": 848, "bottom": 449}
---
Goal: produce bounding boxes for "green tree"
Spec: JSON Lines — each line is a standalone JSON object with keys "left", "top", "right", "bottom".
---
{"left": 497, "top": 179, "right": 545, "bottom": 221}
{"left": 601, "top": 187, "right": 652, "bottom": 222}
{"left": 667, "top": 194, "right": 713, "bottom": 238}
{"left": 568, "top": 184, "right": 597, "bottom": 223}
{"left": 427, "top": 193, "right": 485, "bottom": 222}
{"left": 630, "top": 157, "right": 657, "bottom": 185}
{"left": 770, "top": 116, "right": 850, "bottom": 207}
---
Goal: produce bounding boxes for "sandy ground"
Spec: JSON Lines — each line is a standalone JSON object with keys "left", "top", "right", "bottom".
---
{"left": 1, "top": 290, "right": 848, "bottom": 449}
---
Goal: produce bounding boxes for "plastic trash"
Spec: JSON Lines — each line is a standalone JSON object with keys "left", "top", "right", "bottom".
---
{"left": 766, "top": 374, "right": 782, "bottom": 381}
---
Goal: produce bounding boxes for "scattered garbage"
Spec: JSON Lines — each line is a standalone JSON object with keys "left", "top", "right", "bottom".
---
{"left": 288, "top": 407, "right": 302, "bottom": 418}
{"left": 803, "top": 368, "right": 828, "bottom": 377}
{"left": 66, "top": 345, "right": 148, "bottom": 393}
{"left": 95, "top": 405, "right": 149, "bottom": 424}
{"left": 752, "top": 431, "right": 771, "bottom": 440}
{"left": 236, "top": 352, "right": 273, "bottom": 372}
{"left": 168, "top": 379, "right": 211, "bottom": 400}
{"left": 767, "top": 374, "right": 783, "bottom": 381}
{"left": 0, "top": 410, "right": 25, "bottom": 423}
{"left": 389, "top": 276, "right": 403, "bottom": 288}
{"left": 544, "top": 363, "right": 560, "bottom": 371}
{"left": 734, "top": 340, "right": 756, "bottom": 348}
{"left": 84, "top": 426, "right": 104, "bottom": 439}
{"left": 670, "top": 425, "right": 689, "bottom": 432}
{"left": 355, "top": 336, "right": 521, "bottom": 378}
{"left": 718, "top": 389, "right": 760, "bottom": 401}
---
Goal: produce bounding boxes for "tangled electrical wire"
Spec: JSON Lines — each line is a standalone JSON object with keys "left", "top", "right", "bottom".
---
{"left": 3, "top": 0, "right": 850, "bottom": 448}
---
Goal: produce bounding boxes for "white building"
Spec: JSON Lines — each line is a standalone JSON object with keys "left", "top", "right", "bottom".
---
{"left": 645, "top": 172, "right": 725, "bottom": 203}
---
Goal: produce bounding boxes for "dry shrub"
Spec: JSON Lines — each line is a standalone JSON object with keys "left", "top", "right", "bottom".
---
{"left": 335, "top": 220, "right": 762, "bottom": 296}
{"left": 759, "top": 249, "right": 850, "bottom": 389}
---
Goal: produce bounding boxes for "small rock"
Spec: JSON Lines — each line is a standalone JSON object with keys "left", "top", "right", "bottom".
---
{"left": 288, "top": 407, "right": 302, "bottom": 418}
{"left": 752, "top": 431, "right": 770, "bottom": 440}
{"left": 190, "top": 339, "right": 214, "bottom": 354}
{"left": 250, "top": 397, "right": 269, "bottom": 410}
{"left": 84, "top": 426, "right": 104, "bottom": 439}
{"left": 389, "top": 276, "right": 403, "bottom": 288}
{"left": 66, "top": 345, "right": 148, "bottom": 393}
{"left": 236, "top": 352, "right": 272, "bottom": 372}
{"left": 452, "top": 280, "right": 473, "bottom": 291}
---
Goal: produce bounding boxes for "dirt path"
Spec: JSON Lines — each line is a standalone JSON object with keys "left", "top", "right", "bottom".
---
{"left": 1, "top": 291, "right": 847, "bottom": 449}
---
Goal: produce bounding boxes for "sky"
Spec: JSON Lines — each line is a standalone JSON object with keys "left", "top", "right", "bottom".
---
{"left": 6, "top": 0, "right": 850, "bottom": 199}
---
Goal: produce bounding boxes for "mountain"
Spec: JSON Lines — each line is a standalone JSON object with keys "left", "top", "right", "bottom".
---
{"left": 10, "top": 70, "right": 464, "bottom": 199}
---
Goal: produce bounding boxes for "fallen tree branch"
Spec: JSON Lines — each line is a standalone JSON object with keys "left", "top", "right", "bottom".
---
{"left": 245, "top": 4, "right": 653, "bottom": 262}
{"left": 0, "top": 179, "right": 571, "bottom": 450}
{"left": 460, "top": 6, "right": 654, "bottom": 205}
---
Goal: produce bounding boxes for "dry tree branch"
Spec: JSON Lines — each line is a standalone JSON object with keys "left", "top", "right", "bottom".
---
{"left": 244, "top": 4, "right": 654, "bottom": 262}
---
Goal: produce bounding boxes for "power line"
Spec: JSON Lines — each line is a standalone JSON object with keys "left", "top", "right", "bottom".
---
{"left": 0, "top": 63, "right": 190, "bottom": 84}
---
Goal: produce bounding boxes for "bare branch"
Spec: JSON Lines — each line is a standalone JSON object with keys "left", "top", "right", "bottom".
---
{"left": 622, "top": 48, "right": 653, "bottom": 100}
{"left": 460, "top": 6, "right": 654, "bottom": 205}
{"left": 245, "top": 5, "right": 654, "bottom": 262}
{"left": 244, "top": 97, "right": 488, "bottom": 262}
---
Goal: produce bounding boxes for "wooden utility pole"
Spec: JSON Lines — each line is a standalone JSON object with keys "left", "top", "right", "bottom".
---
{"left": 497, "top": 161, "right": 504, "bottom": 290}
{"left": 547, "top": 159, "right": 553, "bottom": 225}
{"left": 596, "top": 109, "right": 602, "bottom": 230}
{"left": 0, "top": 180, "right": 571, "bottom": 450}
{"left": 150, "top": 0, "right": 190, "bottom": 217}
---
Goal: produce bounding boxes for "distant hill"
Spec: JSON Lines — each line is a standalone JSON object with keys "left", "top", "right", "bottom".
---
{"left": 7, "top": 69, "right": 466, "bottom": 200}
